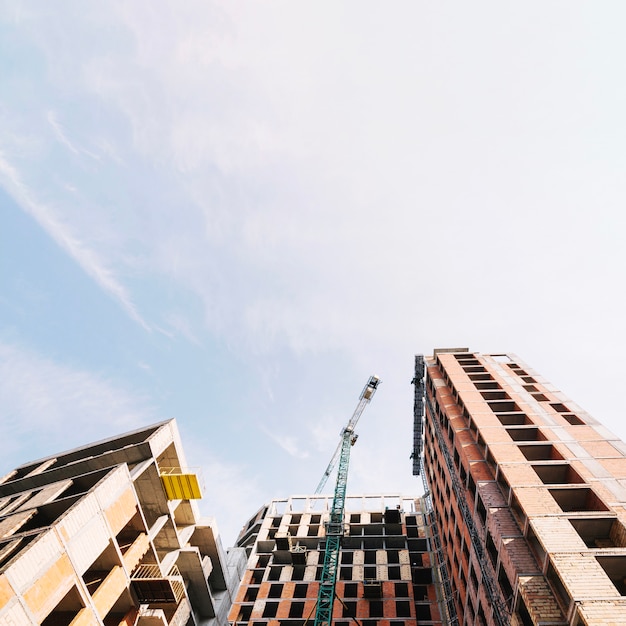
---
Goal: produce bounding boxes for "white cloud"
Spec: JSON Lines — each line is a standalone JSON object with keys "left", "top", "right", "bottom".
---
{"left": 2, "top": 2, "right": 626, "bottom": 515}
{"left": 0, "top": 341, "right": 155, "bottom": 469}
{"left": 261, "top": 426, "right": 310, "bottom": 460}
{"left": 0, "top": 151, "right": 150, "bottom": 330}
{"left": 47, "top": 110, "right": 101, "bottom": 160}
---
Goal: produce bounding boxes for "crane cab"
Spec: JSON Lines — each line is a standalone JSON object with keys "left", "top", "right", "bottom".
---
{"left": 360, "top": 375, "right": 381, "bottom": 401}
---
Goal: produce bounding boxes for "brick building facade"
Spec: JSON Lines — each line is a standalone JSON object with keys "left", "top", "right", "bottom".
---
{"left": 229, "top": 495, "right": 444, "bottom": 626}
{"left": 419, "top": 349, "right": 626, "bottom": 626}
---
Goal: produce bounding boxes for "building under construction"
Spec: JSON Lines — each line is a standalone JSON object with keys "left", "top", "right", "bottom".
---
{"left": 417, "top": 349, "right": 626, "bottom": 626}
{"left": 228, "top": 495, "right": 443, "bottom": 626}
{"left": 3, "top": 350, "right": 626, "bottom": 626}
{"left": 0, "top": 419, "right": 245, "bottom": 626}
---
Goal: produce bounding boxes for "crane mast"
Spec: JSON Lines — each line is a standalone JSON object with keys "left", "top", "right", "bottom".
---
{"left": 313, "top": 375, "right": 381, "bottom": 626}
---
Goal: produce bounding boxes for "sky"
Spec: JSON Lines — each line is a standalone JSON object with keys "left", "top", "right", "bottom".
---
{"left": 1, "top": 2, "right": 626, "bottom": 547}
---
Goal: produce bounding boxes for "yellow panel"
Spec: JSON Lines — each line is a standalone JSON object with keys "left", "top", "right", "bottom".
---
{"left": 161, "top": 473, "right": 202, "bottom": 500}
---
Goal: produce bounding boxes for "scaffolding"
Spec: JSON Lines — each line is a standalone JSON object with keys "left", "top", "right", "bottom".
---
{"left": 414, "top": 356, "right": 457, "bottom": 626}
{"left": 411, "top": 355, "right": 425, "bottom": 475}
{"left": 415, "top": 355, "right": 510, "bottom": 626}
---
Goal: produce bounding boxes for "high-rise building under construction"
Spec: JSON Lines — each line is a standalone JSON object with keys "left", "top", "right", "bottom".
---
{"left": 0, "top": 419, "right": 245, "bottom": 626}
{"left": 3, "top": 350, "right": 626, "bottom": 626}
{"left": 417, "top": 349, "right": 626, "bottom": 626}
{"left": 228, "top": 495, "right": 443, "bottom": 626}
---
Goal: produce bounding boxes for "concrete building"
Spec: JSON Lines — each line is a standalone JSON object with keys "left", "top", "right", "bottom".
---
{"left": 417, "top": 349, "right": 626, "bottom": 626}
{"left": 0, "top": 419, "right": 245, "bottom": 626}
{"left": 229, "top": 495, "right": 444, "bottom": 626}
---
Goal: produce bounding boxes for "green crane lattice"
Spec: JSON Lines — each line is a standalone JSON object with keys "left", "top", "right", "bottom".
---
{"left": 313, "top": 376, "right": 380, "bottom": 626}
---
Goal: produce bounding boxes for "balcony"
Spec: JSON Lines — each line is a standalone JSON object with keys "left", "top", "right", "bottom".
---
{"left": 132, "top": 564, "right": 185, "bottom": 604}
{"left": 159, "top": 468, "right": 202, "bottom": 500}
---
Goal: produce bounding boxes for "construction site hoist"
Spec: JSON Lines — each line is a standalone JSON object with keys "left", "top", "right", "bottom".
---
{"left": 313, "top": 375, "right": 381, "bottom": 626}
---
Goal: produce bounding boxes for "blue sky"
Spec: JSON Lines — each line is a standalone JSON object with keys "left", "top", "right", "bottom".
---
{"left": 2, "top": 2, "right": 626, "bottom": 546}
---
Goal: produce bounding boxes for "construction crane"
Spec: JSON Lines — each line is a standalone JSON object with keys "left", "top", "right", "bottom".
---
{"left": 315, "top": 376, "right": 381, "bottom": 495}
{"left": 313, "top": 375, "right": 381, "bottom": 626}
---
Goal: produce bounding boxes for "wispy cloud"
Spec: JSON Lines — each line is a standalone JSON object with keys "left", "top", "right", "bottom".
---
{"left": 0, "top": 150, "right": 150, "bottom": 330}
{"left": 0, "top": 340, "right": 156, "bottom": 468}
{"left": 47, "top": 110, "right": 101, "bottom": 160}
{"left": 261, "top": 426, "right": 310, "bottom": 459}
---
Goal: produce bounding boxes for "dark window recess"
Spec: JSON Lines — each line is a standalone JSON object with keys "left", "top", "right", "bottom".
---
{"left": 251, "top": 570, "right": 263, "bottom": 584}
{"left": 488, "top": 401, "right": 520, "bottom": 413}
{"left": 244, "top": 587, "right": 259, "bottom": 602}
{"left": 486, "top": 533, "right": 498, "bottom": 568}
{"left": 499, "top": 566, "right": 514, "bottom": 609}
{"left": 263, "top": 603, "right": 279, "bottom": 618}
{"left": 476, "top": 497, "right": 487, "bottom": 525}
{"left": 364, "top": 566, "right": 377, "bottom": 579}
{"left": 365, "top": 551, "right": 377, "bottom": 564}
{"left": 340, "top": 567, "right": 352, "bottom": 580}
{"left": 547, "top": 562, "right": 571, "bottom": 611}
{"left": 475, "top": 381, "right": 501, "bottom": 390}
{"left": 477, "top": 602, "right": 487, "bottom": 626}
{"left": 596, "top": 556, "right": 626, "bottom": 595}
{"left": 413, "top": 584, "right": 428, "bottom": 601}
{"left": 532, "top": 464, "right": 584, "bottom": 485}
{"left": 289, "top": 603, "right": 305, "bottom": 618}
{"left": 292, "top": 566, "right": 305, "bottom": 581}
{"left": 506, "top": 428, "right": 547, "bottom": 442}
{"left": 464, "top": 366, "right": 487, "bottom": 373}
{"left": 497, "top": 413, "right": 533, "bottom": 426}
{"left": 388, "top": 566, "right": 401, "bottom": 580}
{"left": 570, "top": 518, "right": 626, "bottom": 548}
{"left": 268, "top": 566, "right": 282, "bottom": 581}
{"left": 396, "top": 601, "right": 411, "bottom": 617}
{"left": 238, "top": 606, "right": 252, "bottom": 621}
{"left": 341, "top": 552, "right": 354, "bottom": 564}
{"left": 293, "top": 584, "right": 308, "bottom": 598}
{"left": 532, "top": 393, "right": 549, "bottom": 402}
{"left": 268, "top": 584, "right": 283, "bottom": 598}
{"left": 511, "top": 494, "right": 526, "bottom": 527}
{"left": 550, "top": 403, "right": 570, "bottom": 413}
{"left": 343, "top": 583, "right": 358, "bottom": 598}
{"left": 481, "top": 391, "right": 510, "bottom": 401}
{"left": 416, "top": 604, "right": 432, "bottom": 621}
{"left": 369, "top": 601, "right": 384, "bottom": 618}
{"left": 516, "top": 597, "right": 534, "bottom": 626}
{"left": 549, "top": 488, "right": 609, "bottom": 512}
{"left": 518, "top": 444, "right": 564, "bottom": 461}
{"left": 413, "top": 538, "right": 428, "bottom": 552}
{"left": 412, "top": 567, "right": 432, "bottom": 584}
{"left": 395, "top": 583, "right": 409, "bottom": 598}
{"left": 563, "top": 414, "right": 585, "bottom": 425}
{"left": 469, "top": 565, "right": 479, "bottom": 592}
{"left": 469, "top": 373, "right": 493, "bottom": 381}
{"left": 527, "top": 526, "right": 546, "bottom": 567}
{"left": 342, "top": 602, "right": 357, "bottom": 618}
{"left": 387, "top": 550, "right": 400, "bottom": 564}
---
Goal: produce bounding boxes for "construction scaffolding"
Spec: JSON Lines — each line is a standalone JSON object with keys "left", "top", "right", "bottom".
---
{"left": 414, "top": 355, "right": 510, "bottom": 626}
